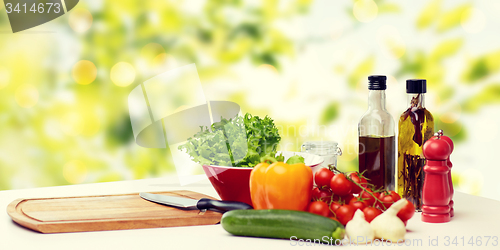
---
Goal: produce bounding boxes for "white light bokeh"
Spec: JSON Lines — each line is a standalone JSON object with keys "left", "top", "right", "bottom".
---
{"left": 68, "top": 8, "right": 93, "bottom": 34}
{"left": 111, "top": 62, "right": 136, "bottom": 87}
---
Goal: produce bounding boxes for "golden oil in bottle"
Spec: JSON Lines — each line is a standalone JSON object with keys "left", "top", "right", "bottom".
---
{"left": 397, "top": 79, "right": 434, "bottom": 210}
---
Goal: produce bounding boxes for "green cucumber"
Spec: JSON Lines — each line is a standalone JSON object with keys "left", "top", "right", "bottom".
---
{"left": 221, "top": 209, "right": 345, "bottom": 241}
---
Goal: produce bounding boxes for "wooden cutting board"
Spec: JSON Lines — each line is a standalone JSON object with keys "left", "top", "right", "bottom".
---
{"left": 7, "top": 190, "right": 223, "bottom": 234}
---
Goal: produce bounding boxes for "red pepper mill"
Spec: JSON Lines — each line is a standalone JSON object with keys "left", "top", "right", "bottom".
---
{"left": 438, "top": 130, "right": 455, "bottom": 217}
{"left": 421, "top": 130, "right": 452, "bottom": 223}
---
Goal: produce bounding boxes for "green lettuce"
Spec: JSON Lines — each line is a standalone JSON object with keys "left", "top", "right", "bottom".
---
{"left": 178, "top": 113, "right": 281, "bottom": 167}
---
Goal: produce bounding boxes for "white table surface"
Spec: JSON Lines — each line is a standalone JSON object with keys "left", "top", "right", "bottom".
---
{"left": 1, "top": 176, "right": 500, "bottom": 250}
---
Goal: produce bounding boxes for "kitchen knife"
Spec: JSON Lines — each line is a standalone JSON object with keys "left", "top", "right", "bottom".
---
{"left": 139, "top": 192, "right": 253, "bottom": 213}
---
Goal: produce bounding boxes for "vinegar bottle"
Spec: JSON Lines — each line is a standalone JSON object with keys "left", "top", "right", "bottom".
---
{"left": 397, "top": 79, "right": 434, "bottom": 210}
{"left": 358, "top": 75, "right": 396, "bottom": 191}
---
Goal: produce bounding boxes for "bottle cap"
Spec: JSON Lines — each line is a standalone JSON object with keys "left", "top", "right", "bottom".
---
{"left": 368, "top": 75, "right": 387, "bottom": 90}
{"left": 406, "top": 79, "right": 427, "bottom": 93}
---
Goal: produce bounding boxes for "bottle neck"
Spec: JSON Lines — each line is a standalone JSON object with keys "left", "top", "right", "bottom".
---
{"left": 368, "top": 90, "right": 387, "bottom": 110}
{"left": 407, "top": 93, "right": 426, "bottom": 109}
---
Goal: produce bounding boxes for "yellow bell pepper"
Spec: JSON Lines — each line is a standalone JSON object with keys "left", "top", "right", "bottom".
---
{"left": 249, "top": 159, "right": 313, "bottom": 211}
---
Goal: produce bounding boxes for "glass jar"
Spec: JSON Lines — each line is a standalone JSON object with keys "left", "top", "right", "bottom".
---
{"left": 301, "top": 141, "right": 342, "bottom": 173}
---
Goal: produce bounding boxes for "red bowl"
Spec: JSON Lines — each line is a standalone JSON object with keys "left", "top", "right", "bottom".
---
{"left": 202, "top": 165, "right": 253, "bottom": 206}
{"left": 201, "top": 152, "right": 324, "bottom": 206}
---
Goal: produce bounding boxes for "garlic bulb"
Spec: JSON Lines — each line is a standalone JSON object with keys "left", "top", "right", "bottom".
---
{"left": 345, "top": 209, "right": 374, "bottom": 244}
{"left": 370, "top": 198, "right": 408, "bottom": 242}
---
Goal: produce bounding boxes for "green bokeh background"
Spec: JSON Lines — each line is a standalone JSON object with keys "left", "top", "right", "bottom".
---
{"left": 0, "top": 0, "right": 498, "bottom": 200}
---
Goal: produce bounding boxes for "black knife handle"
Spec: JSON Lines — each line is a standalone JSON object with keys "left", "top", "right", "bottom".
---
{"left": 197, "top": 198, "right": 253, "bottom": 212}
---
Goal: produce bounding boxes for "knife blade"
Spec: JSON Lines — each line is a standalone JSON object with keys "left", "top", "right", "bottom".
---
{"left": 139, "top": 192, "right": 253, "bottom": 213}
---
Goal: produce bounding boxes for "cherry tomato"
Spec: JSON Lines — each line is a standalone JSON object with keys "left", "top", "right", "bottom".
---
{"left": 312, "top": 187, "right": 321, "bottom": 199}
{"left": 312, "top": 187, "right": 332, "bottom": 203}
{"left": 308, "top": 201, "right": 330, "bottom": 217}
{"left": 388, "top": 190, "right": 401, "bottom": 201}
{"left": 314, "top": 168, "right": 334, "bottom": 188}
{"left": 349, "top": 197, "right": 368, "bottom": 211}
{"left": 329, "top": 216, "right": 340, "bottom": 222}
{"left": 363, "top": 207, "right": 383, "bottom": 223}
{"left": 331, "top": 193, "right": 353, "bottom": 205}
{"left": 335, "top": 204, "right": 355, "bottom": 225}
{"left": 360, "top": 188, "right": 379, "bottom": 206}
{"left": 348, "top": 172, "right": 368, "bottom": 194}
{"left": 330, "top": 200, "right": 343, "bottom": 212}
{"left": 330, "top": 173, "right": 352, "bottom": 196}
{"left": 379, "top": 196, "right": 393, "bottom": 209}
{"left": 378, "top": 191, "right": 401, "bottom": 209}
{"left": 340, "top": 193, "right": 354, "bottom": 204}
{"left": 397, "top": 200, "right": 415, "bottom": 222}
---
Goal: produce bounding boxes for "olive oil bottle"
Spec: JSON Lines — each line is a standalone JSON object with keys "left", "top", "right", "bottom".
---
{"left": 397, "top": 79, "right": 434, "bottom": 210}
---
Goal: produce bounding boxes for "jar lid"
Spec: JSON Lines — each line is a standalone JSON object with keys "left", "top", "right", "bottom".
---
{"left": 406, "top": 79, "right": 427, "bottom": 93}
{"left": 368, "top": 75, "right": 387, "bottom": 90}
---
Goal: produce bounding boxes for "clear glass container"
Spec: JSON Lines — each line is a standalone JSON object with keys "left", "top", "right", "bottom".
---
{"left": 358, "top": 75, "right": 396, "bottom": 191}
{"left": 301, "top": 141, "right": 342, "bottom": 172}
{"left": 397, "top": 79, "right": 434, "bottom": 210}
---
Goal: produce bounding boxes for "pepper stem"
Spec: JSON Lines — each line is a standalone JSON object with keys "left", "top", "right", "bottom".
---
{"left": 260, "top": 155, "right": 278, "bottom": 164}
